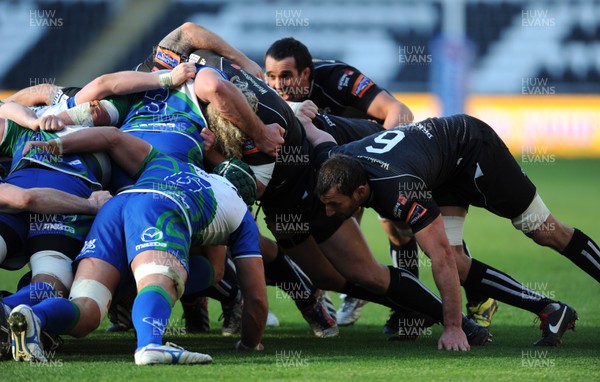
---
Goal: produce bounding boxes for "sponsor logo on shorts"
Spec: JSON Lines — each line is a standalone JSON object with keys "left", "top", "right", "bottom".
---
{"left": 141, "top": 227, "right": 163, "bottom": 242}
{"left": 136, "top": 227, "right": 167, "bottom": 251}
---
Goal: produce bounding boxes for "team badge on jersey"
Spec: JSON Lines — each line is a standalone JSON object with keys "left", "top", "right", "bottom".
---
{"left": 80, "top": 239, "right": 97, "bottom": 255}
{"left": 338, "top": 70, "right": 354, "bottom": 90}
{"left": 351, "top": 74, "right": 374, "bottom": 98}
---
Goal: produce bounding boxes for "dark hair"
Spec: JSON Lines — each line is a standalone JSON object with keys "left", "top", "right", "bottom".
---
{"left": 316, "top": 154, "right": 368, "bottom": 197}
{"left": 265, "top": 37, "right": 314, "bottom": 80}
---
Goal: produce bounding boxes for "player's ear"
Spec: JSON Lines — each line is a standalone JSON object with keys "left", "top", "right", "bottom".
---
{"left": 300, "top": 67, "right": 311, "bottom": 82}
{"left": 355, "top": 184, "right": 369, "bottom": 201}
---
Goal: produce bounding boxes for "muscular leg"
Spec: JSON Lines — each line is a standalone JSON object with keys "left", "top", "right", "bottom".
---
{"left": 261, "top": 235, "right": 318, "bottom": 309}
{"left": 527, "top": 215, "right": 600, "bottom": 283}
{"left": 316, "top": 218, "right": 451, "bottom": 322}
{"left": 30, "top": 257, "right": 120, "bottom": 337}
{"left": 284, "top": 236, "right": 347, "bottom": 292}
{"left": 442, "top": 207, "right": 557, "bottom": 315}
{"left": 318, "top": 218, "right": 389, "bottom": 292}
{"left": 380, "top": 219, "right": 419, "bottom": 277}
{"left": 131, "top": 250, "right": 188, "bottom": 350}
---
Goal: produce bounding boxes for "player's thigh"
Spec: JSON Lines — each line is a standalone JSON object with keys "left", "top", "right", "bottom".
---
{"left": 318, "top": 218, "right": 389, "bottom": 293}
{"left": 284, "top": 235, "right": 347, "bottom": 292}
{"left": 123, "top": 195, "right": 192, "bottom": 271}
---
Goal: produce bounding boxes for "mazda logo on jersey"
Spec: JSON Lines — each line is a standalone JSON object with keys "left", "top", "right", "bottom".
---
{"left": 141, "top": 227, "right": 164, "bottom": 242}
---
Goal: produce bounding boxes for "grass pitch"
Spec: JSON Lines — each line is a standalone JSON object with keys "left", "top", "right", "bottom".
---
{"left": 1, "top": 158, "right": 599, "bottom": 381}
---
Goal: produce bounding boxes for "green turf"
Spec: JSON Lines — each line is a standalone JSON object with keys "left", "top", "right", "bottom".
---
{"left": 1, "top": 158, "right": 599, "bottom": 381}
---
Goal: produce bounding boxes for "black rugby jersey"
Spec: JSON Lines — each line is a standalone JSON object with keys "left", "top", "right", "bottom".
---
{"left": 189, "top": 50, "right": 312, "bottom": 203}
{"left": 309, "top": 59, "right": 383, "bottom": 121}
{"left": 315, "top": 114, "right": 506, "bottom": 232}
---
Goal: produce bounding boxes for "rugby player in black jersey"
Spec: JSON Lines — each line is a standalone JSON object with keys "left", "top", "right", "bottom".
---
{"left": 186, "top": 51, "right": 495, "bottom": 350}
{"left": 305, "top": 113, "right": 599, "bottom": 346}
{"left": 264, "top": 37, "right": 498, "bottom": 331}
{"left": 133, "top": 24, "right": 492, "bottom": 350}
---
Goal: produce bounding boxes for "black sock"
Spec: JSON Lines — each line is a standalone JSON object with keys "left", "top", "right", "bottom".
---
{"left": 463, "top": 259, "right": 553, "bottom": 314}
{"left": 183, "top": 279, "right": 239, "bottom": 305}
{"left": 341, "top": 282, "right": 396, "bottom": 309}
{"left": 560, "top": 228, "right": 600, "bottom": 283}
{"left": 385, "top": 266, "right": 443, "bottom": 323}
{"left": 264, "top": 247, "right": 316, "bottom": 309}
{"left": 390, "top": 238, "right": 419, "bottom": 278}
{"left": 462, "top": 241, "right": 490, "bottom": 306}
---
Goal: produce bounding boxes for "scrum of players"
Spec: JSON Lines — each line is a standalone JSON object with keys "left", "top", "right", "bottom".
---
{"left": 1, "top": 22, "right": 598, "bottom": 365}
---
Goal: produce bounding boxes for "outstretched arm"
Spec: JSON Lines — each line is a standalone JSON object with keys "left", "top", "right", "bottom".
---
{"left": 195, "top": 68, "right": 284, "bottom": 156}
{"left": 228, "top": 211, "right": 267, "bottom": 350}
{"left": 23, "top": 126, "right": 151, "bottom": 177}
{"left": 160, "top": 22, "right": 264, "bottom": 78}
{"left": 235, "top": 256, "right": 268, "bottom": 350}
{"left": 0, "top": 183, "right": 111, "bottom": 215}
{"left": 414, "top": 214, "right": 469, "bottom": 351}
{"left": 75, "top": 63, "right": 197, "bottom": 104}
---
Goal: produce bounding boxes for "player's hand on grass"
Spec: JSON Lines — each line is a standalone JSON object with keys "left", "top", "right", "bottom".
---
{"left": 234, "top": 340, "right": 264, "bottom": 351}
{"left": 88, "top": 191, "right": 112, "bottom": 214}
{"left": 438, "top": 327, "right": 470, "bottom": 351}
{"left": 170, "top": 62, "right": 198, "bottom": 86}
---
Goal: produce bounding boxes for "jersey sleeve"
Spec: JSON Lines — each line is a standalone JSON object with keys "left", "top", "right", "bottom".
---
{"left": 104, "top": 95, "right": 132, "bottom": 126}
{"left": 227, "top": 209, "right": 262, "bottom": 260}
{"left": 318, "top": 64, "right": 382, "bottom": 113}
{"left": 312, "top": 141, "right": 339, "bottom": 169}
{"left": 0, "top": 120, "right": 24, "bottom": 157}
{"left": 369, "top": 175, "right": 440, "bottom": 233}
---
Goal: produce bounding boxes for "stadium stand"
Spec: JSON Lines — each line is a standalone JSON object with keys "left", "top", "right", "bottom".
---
{"left": 0, "top": 0, "right": 598, "bottom": 94}
{"left": 0, "top": 0, "right": 113, "bottom": 89}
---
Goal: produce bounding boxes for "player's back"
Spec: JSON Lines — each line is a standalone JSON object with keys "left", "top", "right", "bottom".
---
{"left": 120, "top": 77, "right": 207, "bottom": 165}
{"left": 124, "top": 150, "right": 248, "bottom": 246}
{"left": 333, "top": 114, "right": 489, "bottom": 189}
{"left": 189, "top": 49, "right": 313, "bottom": 202}
{"left": 1, "top": 121, "right": 109, "bottom": 190}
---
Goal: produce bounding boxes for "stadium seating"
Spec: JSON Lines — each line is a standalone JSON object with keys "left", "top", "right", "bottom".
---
{"left": 0, "top": 0, "right": 112, "bottom": 89}
{"left": 0, "top": 0, "right": 598, "bottom": 94}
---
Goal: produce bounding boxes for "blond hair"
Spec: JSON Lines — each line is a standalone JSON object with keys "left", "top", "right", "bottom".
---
{"left": 205, "top": 80, "right": 259, "bottom": 159}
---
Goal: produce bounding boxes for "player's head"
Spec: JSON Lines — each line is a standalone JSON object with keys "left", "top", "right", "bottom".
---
{"left": 213, "top": 158, "right": 257, "bottom": 206}
{"left": 264, "top": 37, "right": 313, "bottom": 102}
{"left": 204, "top": 82, "right": 258, "bottom": 159}
{"left": 316, "top": 154, "right": 369, "bottom": 220}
